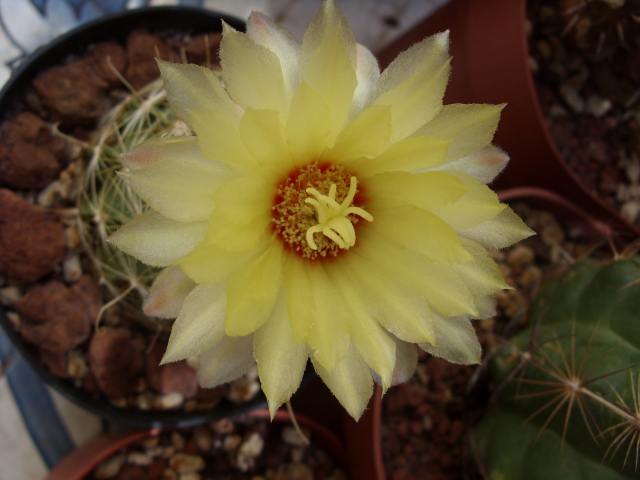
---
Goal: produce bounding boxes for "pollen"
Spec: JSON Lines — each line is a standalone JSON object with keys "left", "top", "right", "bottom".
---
{"left": 272, "top": 162, "right": 372, "bottom": 260}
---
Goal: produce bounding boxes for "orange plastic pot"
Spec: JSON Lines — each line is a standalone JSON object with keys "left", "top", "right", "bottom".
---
{"left": 377, "top": 0, "right": 639, "bottom": 238}
{"left": 47, "top": 408, "right": 345, "bottom": 480}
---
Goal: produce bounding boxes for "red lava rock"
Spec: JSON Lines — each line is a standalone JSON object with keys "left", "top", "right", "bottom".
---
{"left": 0, "top": 112, "right": 68, "bottom": 189}
{"left": 125, "top": 31, "right": 174, "bottom": 89}
{"left": 86, "top": 41, "right": 127, "bottom": 86}
{"left": 89, "top": 327, "right": 144, "bottom": 399}
{"left": 40, "top": 350, "right": 69, "bottom": 378}
{"left": 34, "top": 60, "right": 108, "bottom": 125}
{"left": 15, "top": 277, "right": 101, "bottom": 355}
{"left": 185, "top": 33, "right": 222, "bottom": 66}
{"left": 145, "top": 344, "right": 199, "bottom": 398}
{"left": 0, "top": 189, "right": 66, "bottom": 282}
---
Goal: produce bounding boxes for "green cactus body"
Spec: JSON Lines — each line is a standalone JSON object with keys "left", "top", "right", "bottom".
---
{"left": 475, "top": 257, "right": 640, "bottom": 479}
{"left": 77, "top": 77, "right": 190, "bottom": 319}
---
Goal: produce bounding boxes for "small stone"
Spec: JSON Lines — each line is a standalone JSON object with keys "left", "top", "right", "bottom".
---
{"left": 161, "top": 469, "right": 178, "bottom": 480}
{"left": 286, "top": 464, "right": 313, "bottom": 480}
{"left": 585, "top": 95, "right": 612, "bottom": 118}
{"left": 171, "top": 432, "right": 186, "bottom": 451}
{"left": 146, "top": 344, "right": 199, "bottom": 398}
{"left": 154, "top": 392, "right": 185, "bottom": 410}
{"left": 94, "top": 453, "right": 126, "bottom": 479}
{"left": 0, "top": 286, "right": 21, "bottom": 306}
{"left": 223, "top": 434, "right": 242, "bottom": 452}
{"left": 86, "top": 41, "right": 127, "bottom": 86}
{"left": 559, "top": 83, "right": 585, "bottom": 113}
{"left": 178, "top": 473, "right": 201, "bottom": 480}
{"left": 238, "top": 432, "right": 264, "bottom": 460}
{"left": 168, "top": 453, "right": 205, "bottom": 474}
{"left": 212, "top": 418, "right": 234, "bottom": 435}
{"left": 125, "top": 31, "right": 174, "bottom": 89}
{"left": 66, "top": 224, "right": 81, "bottom": 249}
{"left": 115, "top": 464, "right": 146, "bottom": 480}
{"left": 128, "top": 451, "right": 153, "bottom": 466}
{"left": 136, "top": 392, "right": 155, "bottom": 411}
{"left": 193, "top": 426, "right": 212, "bottom": 452}
{"left": 62, "top": 253, "right": 83, "bottom": 282}
{"left": 227, "top": 377, "right": 260, "bottom": 404}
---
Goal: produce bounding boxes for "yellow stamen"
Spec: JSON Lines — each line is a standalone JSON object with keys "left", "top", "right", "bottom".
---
{"left": 304, "top": 177, "right": 373, "bottom": 251}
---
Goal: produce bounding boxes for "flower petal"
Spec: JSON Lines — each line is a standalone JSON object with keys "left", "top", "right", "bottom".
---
{"left": 143, "top": 265, "right": 196, "bottom": 318}
{"left": 300, "top": 0, "right": 357, "bottom": 141}
{"left": 120, "top": 157, "right": 227, "bottom": 222}
{"left": 305, "top": 264, "right": 351, "bottom": 373}
{"left": 370, "top": 32, "right": 450, "bottom": 142}
{"left": 158, "top": 60, "right": 239, "bottom": 127}
{"left": 246, "top": 11, "right": 300, "bottom": 96}
{"left": 328, "top": 262, "right": 396, "bottom": 389}
{"left": 391, "top": 338, "right": 419, "bottom": 386}
{"left": 429, "top": 172, "right": 507, "bottom": 230}
{"left": 455, "top": 238, "right": 511, "bottom": 296}
{"left": 254, "top": 291, "right": 309, "bottom": 417}
{"left": 419, "top": 317, "right": 482, "bottom": 365}
{"left": 458, "top": 205, "right": 535, "bottom": 249}
{"left": 312, "top": 344, "right": 374, "bottom": 421}
{"left": 437, "top": 145, "right": 509, "bottom": 184}
{"left": 239, "top": 108, "right": 293, "bottom": 172}
{"left": 368, "top": 204, "right": 473, "bottom": 265}
{"left": 352, "top": 136, "right": 450, "bottom": 177}
{"left": 197, "top": 333, "right": 255, "bottom": 388}
{"left": 178, "top": 242, "right": 258, "bottom": 285}
{"left": 161, "top": 283, "right": 227, "bottom": 363}
{"left": 285, "top": 82, "right": 332, "bottom": 166}
{"left": 220, "top": 22, "right": 289, "bottom": 115}
{"left": 416, "top": 103, "right": 505, "bottom": 161}
{"left": 191, "top": 108, "right": 257, "bottom": 171}
{"left": 327, "top": 104, "right": 391, "bottom": 161}
{"left": 282, "top": 256, "right": 317, "bottom": 342}
{"left": 225, "top": 242, "right": 284, "bottom": 336}
{"left": 121, "top": 136, "right": 222, "bottom": 171}
{"left": 365, "top": 170, "right": 469, "bottom": 211}
{"left": 109, "top": 210, "right": 207, "bottom": 267}
{"left": 350, "top": 43, "right": 380, "bottom": 119}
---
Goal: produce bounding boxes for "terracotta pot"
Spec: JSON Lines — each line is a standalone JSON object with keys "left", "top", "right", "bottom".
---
{"left": 342, "top": 187, "right": 608, "bottom": 480}
{"left": 377, "top": 0, "right": 640, "bottom": 238}
{"left": 47, "top": 409, "right": 345, "bottom": 480}
{"left": 0, "top": 7, "right": 295, "bottom": 428}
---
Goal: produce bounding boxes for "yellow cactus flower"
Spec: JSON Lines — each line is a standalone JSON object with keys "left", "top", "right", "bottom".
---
{"left": 110, "top": 0, "right": 533, "bottom": 420}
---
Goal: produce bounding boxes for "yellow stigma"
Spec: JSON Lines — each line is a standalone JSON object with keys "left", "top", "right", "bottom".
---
{"left": 304, "top": 176, "right": 373, "bottom": 251}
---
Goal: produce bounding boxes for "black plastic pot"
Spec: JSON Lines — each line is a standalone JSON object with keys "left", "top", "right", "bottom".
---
{"left": 0, "top": 6, "right": 317, "bottom": 429}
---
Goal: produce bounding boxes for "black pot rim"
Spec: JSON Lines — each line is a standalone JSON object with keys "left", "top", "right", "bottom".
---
{"left": 0, "top": 5, "right": 313, "bottom": 429}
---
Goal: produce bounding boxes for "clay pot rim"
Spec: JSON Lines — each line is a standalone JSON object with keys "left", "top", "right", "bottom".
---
{"left": 0, "top": 6, "right": 278, "bottom": 429}
{"left": 46, "top": 408, "right": 345, "bottom": 480}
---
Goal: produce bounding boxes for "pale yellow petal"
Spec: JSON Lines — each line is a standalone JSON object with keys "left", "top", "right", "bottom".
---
{"left": 458, "top": 206, "right": 535, "bottom": 249}
{"left": 285, "top": 82, "right": 331, "bottom": 166}
{"left": 419, "top": 317, "right": 482, "bottom": 365}
{"left": 197, "top": 334, "right": 255, "bottom": 388}
{"left": 246, "top": 11, "right": 300, "bottom": 96}
{"left": 239, "top": 108, "right": 293, "bottom": 172}
{"left": 367, "top": 204, "right": 472, "bottom": 265}
{"left": 355, "top": 230, "right": 478, "bottom": 318}
{"left": 429, "top": 172, "right": 507, "bottom": 230}
{"left": 328, "top": 104, "right": 391, "bottom": 162}
{"left": 304, "top": 264, "right": 350, "bottom": 373}
{"left": 342, "top": 250, "right": 435, "bottom": 344}
{"left": 455, "top": 238, "right": 511, "bottom": 296}
{"left": 211, "top": 174, "right": 275, "bottom": 224}
{"left": 415, "top": 103, "right": 505, "bottom": 161}
{"left": 157, "top": 60, "right": 239, "bottom": 127}
{"left": 365, "top": 171, "right": 469, "bottom": 210}
{"left": 282, "top": 256, "right": 317, "bottom": 342}
{"left": 351, "top": 136, "right": 450, "bottom": 177}
{"left": 121, "top": 136, "right": 225, "bottom": 171}
{"left": 204, "top": 211, "right": 271, "bottom": 253}
{"left": 371, "top": 32, "right": 450, "bottom": 142}
{"left": 109, "top": 210, "right": 206, "bottom": 267}
{"left": 312, "top": 344, "right": 374, "bottom": 421}
{"left": 437, "top": 145, "right": 509, "bottom": 184}
{"left": 220, "top": 22, "right": 289, "bottom": 115}
{"left": 350, "top": 43, "right": 380, "bottom": 119}
{"left": 391, "top": 338, "right": 419, "bottom": 386}
{"left": 143, "top": 265, "right": 196, "bottom": 318}
{"left": 191, "top": 108, "right": 257, "bottom": 171}
{"left": 178, "top": 242, "right": 258, "bottom": 285}
{"left": 120, "top": 157, "right": 227, "bottom": 222}
{"left": 225, "top": 242, "right": 284, "bottom": 336}
{"left": 254, "top": 291, "right": 309, "bottom": 417}
{"left": 327, "top": 262, "right": 396, "bottom": 389}
{"left": 161, "top": 283, "right": 226, "bottom": 363}
{"left": 300, "top": 0, "right": 357, "bottom": 142}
